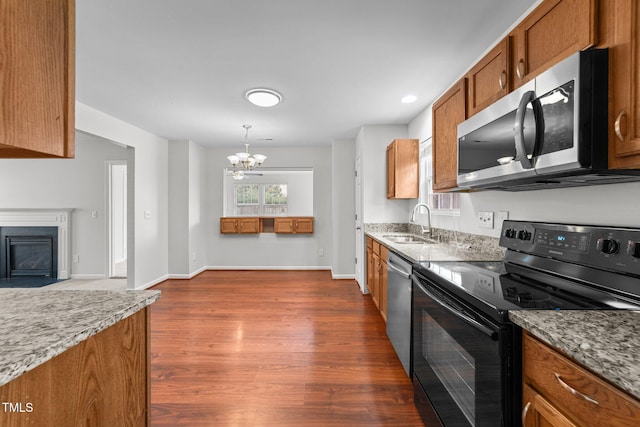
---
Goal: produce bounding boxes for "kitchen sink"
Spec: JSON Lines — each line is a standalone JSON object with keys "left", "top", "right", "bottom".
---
{"left": 382, "top": 234, "right": 434, "bottom": 244}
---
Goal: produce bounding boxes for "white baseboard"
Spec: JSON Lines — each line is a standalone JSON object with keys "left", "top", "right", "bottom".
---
{"left": 69, "top": 274, "right": 107, "bottom": 280}
{"left": 135, "top": 274, "right": 169, "bottom": 290}
{"left": 167, "top": 266, "right": 208, "bottom": 280}
{"left": 331, "top": 272, "right": 356, "bottom": 280}
{"left": 205, "top": 265, "right": 332, "bottom": 271}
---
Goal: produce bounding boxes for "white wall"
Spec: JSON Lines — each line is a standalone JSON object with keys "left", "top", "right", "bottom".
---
{"left": 189, "top": 141, "right": 208, "bottom": 276}
{"left": 168, "top": 141, "right": 190, "bottom": 274}
{"left": 356, "top": 125, "right": 413, "bottom": 224}
{"left": 207, "top": 145, "right": 332, "bottom": 269}
{"left": 76, "top": 102, "right": 169, "bottom": 289}
{"left": 0, "top": 133, "right": 127, "bottom": 277}
{"left": 332, "top": 138, "right": 356, "bottom": 278}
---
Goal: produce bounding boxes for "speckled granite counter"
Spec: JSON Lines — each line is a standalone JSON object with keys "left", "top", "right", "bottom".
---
{"left": 510, "top": 310, "right": 640, "bottom": 400}
{"left": 0, "top": 289, "right": 160, "bottom": 387}
{"left": 366, "top": 229, "right": 505, "bottom": 262}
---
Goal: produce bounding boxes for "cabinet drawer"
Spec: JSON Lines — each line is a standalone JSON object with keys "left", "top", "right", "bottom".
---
{"left": 372, "top": 240, "right": 381, "bottom": 256}
{"left": 380, "top": 245, "right": 389, "bottom": 261}
{"left": 523, "top": 333, "right": 640, "bottom": 426}
{"left": 366, "top": 237, "right": 373, "bottom": 250}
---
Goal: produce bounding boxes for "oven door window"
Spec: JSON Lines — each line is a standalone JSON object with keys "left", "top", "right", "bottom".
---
{"left": 413, "top": 282, "right": 504, "bottom": 427}
{"left": 424, "top": 310, "right": 477, "bottom": 424}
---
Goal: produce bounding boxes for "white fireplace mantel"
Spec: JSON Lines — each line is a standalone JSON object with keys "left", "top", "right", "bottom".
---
{"left": 0, "top": 209, "right": 73, "bottom": 279}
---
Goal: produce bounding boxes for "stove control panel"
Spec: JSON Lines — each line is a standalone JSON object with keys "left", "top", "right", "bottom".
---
{"left": 500, "top": 220, "right": 640, "bottom": 275}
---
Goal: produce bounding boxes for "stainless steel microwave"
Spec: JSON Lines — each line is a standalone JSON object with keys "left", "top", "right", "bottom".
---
{"left": 457, "top": 49, "right": 640, "bottom": 191}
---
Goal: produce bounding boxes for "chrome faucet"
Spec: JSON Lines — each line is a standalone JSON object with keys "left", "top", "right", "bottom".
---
{"left": 410, "top": 203, "right": 431, "bottom": 235}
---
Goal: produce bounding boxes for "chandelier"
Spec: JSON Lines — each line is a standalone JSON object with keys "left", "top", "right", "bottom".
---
{"left": 227, "top": 125, "right": 267, "bottom": 180}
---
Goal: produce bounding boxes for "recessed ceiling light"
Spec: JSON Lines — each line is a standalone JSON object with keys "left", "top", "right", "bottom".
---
{"left": 245, "top": 88, "right": 282, "bottom": 107}
{"left": 401, "top": 95, "right": 417, "bottom": 104}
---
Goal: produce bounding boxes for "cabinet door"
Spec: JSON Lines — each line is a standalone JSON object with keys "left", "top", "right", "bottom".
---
{"left": 467, "top": 37, "right": 511, "bottom": 116}
{"left": 379, "top": 246, "right": 388, "bottom": 322}
{"left": 220, "top": 218, "right": 238, "bottom": 234}
{"left": 523, "top": 384, "right": 578, "bottom": 427}
{"left": 371, "top": 253, "right": 380, "bottom": 309}
{"left": 0, "top": 0, "right": 75, "bottom": 158}
{"left": 386, "top": 144, "right": 396, "bottom": 198}
{"left": 512, "top": 0, "right": 597, "bottom": 88}
{"left": 608, "top": 0, "right": 640, "bottom": 167}
{"left": 386, "top": 139, "right": 419, "bottom": 199}
{"left": 432, "top": 79, "right": 467, "bottom": 191}
{"left": 293, "top": 218, "right": 314, "bottom": 234}
{"left": 366, "top": 239, "right": 375, "bottom": 298}
{"left": 523, "top": 333, "right": 640, "bottom": 426}
{"left": 238, "top": 217, "right": 260, "bottom": 233}
{"left": 274, "top": 218, "right": 295, "bottom": 233}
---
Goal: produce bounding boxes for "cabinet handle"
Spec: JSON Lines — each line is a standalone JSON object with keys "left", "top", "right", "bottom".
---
{"left": 522, "top": 401, "right": 531, "bottom": 425}
{"left": 554, "top": 373, "right": 599, "bottom": 405}
{"left": 499, "top": 70, "right": 507, "bottom": 90}
{"left": 615, "top": 110, "right": 627, "bottom": 143}
{"left": 516, "top": 59, "right": 525, "bottom": 80}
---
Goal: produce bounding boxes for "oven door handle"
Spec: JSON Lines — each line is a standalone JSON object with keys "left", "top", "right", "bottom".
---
{"left": 413, "top": 276, "right": 498, "bottom": 340}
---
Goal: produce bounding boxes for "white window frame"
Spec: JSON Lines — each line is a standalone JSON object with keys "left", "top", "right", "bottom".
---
{"left": 234, "top": 183, "right": 288, "bottom": 216}
{"left": 420, "top": 138, "right": 460, "bottom": 216}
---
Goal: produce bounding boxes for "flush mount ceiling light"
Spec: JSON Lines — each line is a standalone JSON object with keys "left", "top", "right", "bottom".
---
{"left": 245, "top": 88, "right": 282, "bottom": 107}
{"left": 401, "top": 95, "right": 417, "bottom": 104}
{"left": 227, "top": 125, "right": 267, "bottom": 180}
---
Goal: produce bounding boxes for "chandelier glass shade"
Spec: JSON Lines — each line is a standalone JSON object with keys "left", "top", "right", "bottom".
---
{"left": 227, "top": 125, "right": 266, "bottom": 180}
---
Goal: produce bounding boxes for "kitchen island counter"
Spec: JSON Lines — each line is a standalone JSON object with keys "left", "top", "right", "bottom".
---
{"left": 0, "top": 289, "right": 160, "bottom": 387}
{"left": 510, "top": 310, "right": 640, "bottom": 401}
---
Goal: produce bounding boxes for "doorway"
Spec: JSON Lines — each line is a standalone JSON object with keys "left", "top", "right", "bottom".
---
{"left": 108, "top": 162, "right": 127, "bottom": 278}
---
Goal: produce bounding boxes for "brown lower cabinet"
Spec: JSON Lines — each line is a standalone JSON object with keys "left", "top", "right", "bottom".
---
{"left": 522, "top": 332, "right": 640, "bottom": 426}
{"left": 0, "top": 309, "right": 150, "bottom": 427}
{"left": 365, "top": 237, "right": 388, "bottom": 321}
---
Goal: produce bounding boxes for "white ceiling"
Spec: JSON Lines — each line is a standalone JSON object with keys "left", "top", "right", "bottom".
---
{"left": 76, "top": 0, "right": 536, "bottom": 148}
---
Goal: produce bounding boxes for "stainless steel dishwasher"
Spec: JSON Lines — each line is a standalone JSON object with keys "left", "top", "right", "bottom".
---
{"left": 386, "top": 251, "right": 412, "bottom": 376}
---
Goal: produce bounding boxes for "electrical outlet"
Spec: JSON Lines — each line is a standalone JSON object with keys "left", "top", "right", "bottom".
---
{"left": 73, "top": 255, "right": 79, "bottom": 263}
{"left": 319, "top": 248, "right": 324, "bottom": 256}
{"left": 477, "top": 211, "right": 494, "bottom": 229}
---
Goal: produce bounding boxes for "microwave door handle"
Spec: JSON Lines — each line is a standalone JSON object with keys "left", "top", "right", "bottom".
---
{"left": 514, "top": 90, "right": 536, "bottom": 169}
{"left": 412, "top": 276, "right": 498, "bottom": 339}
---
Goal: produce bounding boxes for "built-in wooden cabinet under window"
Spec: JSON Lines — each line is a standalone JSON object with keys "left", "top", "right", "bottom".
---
{"left": 220, "top": 217, "right": 314, "bottom": 234}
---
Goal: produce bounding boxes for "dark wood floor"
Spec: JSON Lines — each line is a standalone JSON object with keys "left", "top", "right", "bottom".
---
{"left": 149, "top": 270, "right": 424, "bottom": 426}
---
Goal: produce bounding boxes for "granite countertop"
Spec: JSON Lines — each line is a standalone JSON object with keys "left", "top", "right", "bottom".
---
{"left": 366, "top": 230, "right": 505, "bottom": 262}
{"left": 0, "top": 289, "right": 161, "bottom": 387}
{"left": 510, "top": 310, "right": 640, "bottom": 400}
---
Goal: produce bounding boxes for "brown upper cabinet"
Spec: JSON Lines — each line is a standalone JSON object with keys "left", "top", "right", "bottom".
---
{"left": 605, "top": 0, "right": 640, "bottom": 168}
{"left": 511, "top": 0, "right": 597, "bottom": 88}
{"left": 220, "top": 217, "right": 260, "bottom": 234}
{"left": 467, "top": 37, "right": 511, "bottom": 117}
{"left": 273, "top": 217, "right": 314, "bottom": 234}
{"left": 386, "top": 139, "right": 419, "bottom": 199}
{"left": 0, "top": 0, "right": 76, "bottom": 158}
{"left": 432, "top": 79, "right": 467, "bottom": 192}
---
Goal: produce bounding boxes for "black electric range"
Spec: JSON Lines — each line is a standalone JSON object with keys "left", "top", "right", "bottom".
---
{"left": 410, "top": 220, "right": 640, "bottom": 427}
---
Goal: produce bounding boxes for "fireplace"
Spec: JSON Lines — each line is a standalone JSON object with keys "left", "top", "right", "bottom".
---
{"left": 0, "top": 210, "right": 72, "bottom": 280}
{"left": 1, "top": 227, "right": 58, "bottom": 278}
